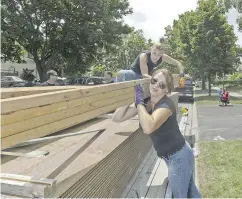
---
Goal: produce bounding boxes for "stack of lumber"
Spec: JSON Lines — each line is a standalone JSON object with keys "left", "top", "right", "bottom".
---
{"left": 1, "top": 118, "right": 145, "bottom": 198}
{"left": 1, "top": 79, "right": 179, "bottom": 198}
{"left": 1, "top": 86, "right": 79, "bottom": 99}
{"left": 1, "top": 79, "right": 150, "bottom": 150}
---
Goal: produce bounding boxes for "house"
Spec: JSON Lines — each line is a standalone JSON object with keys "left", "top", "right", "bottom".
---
{"left": 1, "top": 53, "right": 39, "bottom": 79}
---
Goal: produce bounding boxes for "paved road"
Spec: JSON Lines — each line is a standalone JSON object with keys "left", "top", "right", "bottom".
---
{"left": 197, "top": 104, "right": 242, "bottom": 140}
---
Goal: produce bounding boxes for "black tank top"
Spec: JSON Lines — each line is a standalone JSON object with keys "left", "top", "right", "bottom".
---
{"left": 130, "top": 51, "right": 163, "bottom": 75}
{"left": 149, "top": 96, "right": 185, "bottom": 158}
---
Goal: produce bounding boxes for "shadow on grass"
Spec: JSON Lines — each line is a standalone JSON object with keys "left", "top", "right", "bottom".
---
{"left": 195, "top": 95, "right": 242, "bottom": 104}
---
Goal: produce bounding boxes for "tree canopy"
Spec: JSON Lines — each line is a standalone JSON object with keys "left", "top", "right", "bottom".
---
{"left": 94, "top": 29, "right": 153, "bottom": 72}
{"left": 163, "top": 0, "right": 240, "bottom": 93}
{"left": 1, "top": 0, "right": 132, "bottom": 81}
{"left": 224, "top": 0, "right": 242, "bottom": 31}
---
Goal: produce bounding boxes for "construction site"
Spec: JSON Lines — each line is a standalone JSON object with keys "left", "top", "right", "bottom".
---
{"left": 0, "top": 78, "right": 197, "bottom": 198}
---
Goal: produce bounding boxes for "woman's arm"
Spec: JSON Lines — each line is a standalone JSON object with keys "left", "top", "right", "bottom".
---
{"left": 137, "top": 104, "right": 172, "bottom": 134}
{"left": 162, "top": 54, "right": 184, "bottom": 73}
{"left": 139, "top": 53, "right": 152, "bottom": 78}
{"left": 112, "top": 104, "right": 138, "bottom": 123}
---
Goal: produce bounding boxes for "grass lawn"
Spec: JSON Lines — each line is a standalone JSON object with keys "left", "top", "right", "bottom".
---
{"left": 216, "top": 85, "right": 242, "bottom": 95}
{"left": 195, "top": 95, "right": 242, "bottom": 105}
{"left": 197, "top": 140, "right": 242, "bottom": 198}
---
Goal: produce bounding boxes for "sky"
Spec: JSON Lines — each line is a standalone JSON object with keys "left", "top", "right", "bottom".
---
{"left": 123, "top": 0, "right": 242, "bottom": 46}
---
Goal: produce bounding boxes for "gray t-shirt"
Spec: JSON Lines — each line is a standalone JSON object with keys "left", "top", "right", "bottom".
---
{"left": 149, "top": 95, "right": 185, "bottom": 158}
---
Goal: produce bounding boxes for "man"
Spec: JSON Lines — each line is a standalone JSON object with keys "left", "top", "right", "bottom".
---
{"left": 117, "top": 43, "right": 184, "bottom": 82}
{"left": 103, "top": 71, "right": 114, "bottom": 84}
{"left": 41, "top": 70, "right": 59, "bottom": 86}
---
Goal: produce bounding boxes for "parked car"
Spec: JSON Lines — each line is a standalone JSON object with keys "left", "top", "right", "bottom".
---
{"left": 55, "top": 77, "right": 68, "bottom": 86}
{"left": 85, "top": 77, "right": 104, "bottom": 85}
{"left": 67, "top": 76, "right": 104, "bottom": 85}
{"left": 1, "top": 76, "right": 25, "bottom": 87}
{"left": 175, "top": 77, "right": 195, "bottom": 102}
{"left": 67, "top": 77, "right": 87, "bottom": 85}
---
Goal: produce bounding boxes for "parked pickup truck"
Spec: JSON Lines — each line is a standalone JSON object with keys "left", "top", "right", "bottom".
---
{"left": 175, "top": 76, "right": 195, "bottom": 102}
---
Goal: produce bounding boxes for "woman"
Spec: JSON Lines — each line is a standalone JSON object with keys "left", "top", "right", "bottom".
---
{"left": 117, "top": 43, "right": 184, "bottom": 82}
{"left": 222, "top": 88, "right": 229, "bottom": 106}
{"left": 112, "top": 69, "right": 201, "bottom": 198}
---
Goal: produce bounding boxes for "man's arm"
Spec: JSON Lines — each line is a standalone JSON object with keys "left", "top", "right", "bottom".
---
{"left": 140, "top": 53, "right": 152, "bottom": 79}
{"left": 162, "top": 54, "right": 184, "bottom": 73}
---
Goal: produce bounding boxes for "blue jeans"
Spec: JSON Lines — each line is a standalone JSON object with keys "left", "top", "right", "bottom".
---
{"left": 163, "top": 143, "right": 202, "bottom": 198}
{"left": 117, "top": 70, "right": 142, "bottom": 82}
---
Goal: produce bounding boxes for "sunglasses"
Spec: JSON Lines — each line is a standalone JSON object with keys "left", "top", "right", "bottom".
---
{"left": 151, "top": 78, "right": 166, "bottom": 89}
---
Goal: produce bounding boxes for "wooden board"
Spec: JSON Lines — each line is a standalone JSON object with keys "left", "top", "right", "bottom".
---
{"left": 124, "top": 148, "right": 158, "bottom": 198}
{"left": 145, "top": 159, "right": 168, "bottom": 198}
{"left": 1, "top": 173, "right": 56, "bottom": 198}
{"left": 1, "top": 87, "right": 133, "bottom": 126}
{"left": 1, "top": 79, "right": 150, "bottom": 114}
{"left": 59, "top": 128, "right": 152, "bottom": 198}
{"left": 0, "top": 150, "right": 49, "bottom": 158}
{"left": 1, "top": 92, "right": 179, "bottom": 197}
{"left": 1, "top": 121, "right": 106, "bottom": 174}
{"left": 1, "top": 97, "right": 133, "bottom": 149}
{"left": 2, "top": 88, "right": 134, "bottom": 138}
{"left": 1, "top": 86, "right": 80, "bottom": 99}
{"left": 1, "top": 118, "right": 141, "bottom": 198}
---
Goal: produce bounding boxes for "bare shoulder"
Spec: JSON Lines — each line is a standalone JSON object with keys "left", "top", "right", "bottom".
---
{"left": 140, "top": 53, "right": 148, "bottom": 61}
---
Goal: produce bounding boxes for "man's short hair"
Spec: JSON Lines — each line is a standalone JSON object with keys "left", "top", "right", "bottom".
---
{"left": 47, "top": 70, "right": 57, "bottom": 78}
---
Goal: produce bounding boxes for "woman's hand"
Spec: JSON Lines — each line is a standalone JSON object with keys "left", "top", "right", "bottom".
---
{"left": 135, "top": 83, "right": 145, "bottom": 106}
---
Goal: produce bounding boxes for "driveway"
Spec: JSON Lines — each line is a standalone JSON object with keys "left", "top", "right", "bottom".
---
{"left": 197, "top": 104, "right": 242, "bottom": 140}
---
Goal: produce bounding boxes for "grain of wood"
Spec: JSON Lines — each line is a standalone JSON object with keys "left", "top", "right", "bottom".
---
{"left": 0, "top": 150, "right": 49, "bottom": 158}
{"left": 21, "top": 130, "right": 105, "bottom": 179}
{"left": 125, "top": 149, "right": 158, "bottom": 198}
{"left": 61, "top": 128, "right": 151, "bottom": 198}
{"left": 0, "top": 173, "right": 55, "bottom": 185}
{"left": 1, "top": 79, "right": 150, "bottom": 114}
{"left": 145, "top": 159, "right": 168, "bottom": 198}
{"left": 1, "top": 98, "right": 133, "bottom": 149}
{"left": 51, "top": 119, "right": 140, "bottom": 197}
{"left": 1, "top": 173, "right": 56, "bottom": 198}
{"left": 9, "top": 129, "right": 105, "bottom": 148}
{"left": 2, "top": 91, "right": 133, "bottom": 138}
{"left": 1, "top": 87, "right": 133, "bottom": 126}
{"left": 1, "top": 86, "right": 78, "bottom": 99}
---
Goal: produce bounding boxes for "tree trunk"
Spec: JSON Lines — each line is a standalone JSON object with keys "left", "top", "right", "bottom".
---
{"left": 222, "top": 73, "right": 225, "bottom": 89}
{"left": 202, "top": 73, "right": 206, "bottom": 90}
{"left": 36, "top": 63, "right": 48, "bottom": 82}
{"left": 208, "top": 74, "right": 211, "bottom": 96}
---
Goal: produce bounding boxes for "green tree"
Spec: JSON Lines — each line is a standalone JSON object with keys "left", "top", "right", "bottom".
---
{"left": 97, "top": 29, "right": 153, "bottom": 72}
{"left": 1, "top": 0, "right": 132, "bottom": 81}
{"left": 91, "top": 65, "right": 106, "bottom": 76}
{"left": 1, "top": 36, "right": 26, "bottom": 63}
{"left": 20, "top": 68, "right": 36, "bottom": 82}
{"left": 224, "top": 0, "right": 242, "bottom": 31}
{"left": 164, "top": 0, "right": 239, "bottom": 94}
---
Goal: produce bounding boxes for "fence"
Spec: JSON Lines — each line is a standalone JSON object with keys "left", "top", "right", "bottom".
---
{"left": 1, "top": 70, "right": 19, "bottom": 77}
